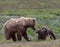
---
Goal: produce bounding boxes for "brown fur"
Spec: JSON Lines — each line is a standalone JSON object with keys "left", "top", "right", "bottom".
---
{"left": 2, "top": 17, "right": 36, "bottom": 41}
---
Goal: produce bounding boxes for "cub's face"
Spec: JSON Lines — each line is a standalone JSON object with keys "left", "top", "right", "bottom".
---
{"left": 36, "top": 29, "right": 47, "bottom": 40}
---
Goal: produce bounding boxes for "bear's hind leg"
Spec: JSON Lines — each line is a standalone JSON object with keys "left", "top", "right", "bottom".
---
{"left": 11, "top": 34, "right": 16, "bottom": 41}
{"left": 5, "top": 33, "right": 10, "bottom": 40}
{"left": 17, "top": 33, "right": 22, "bottom": 41}
{"left": 49, "top": 32, "right": 56, "bottom": 40}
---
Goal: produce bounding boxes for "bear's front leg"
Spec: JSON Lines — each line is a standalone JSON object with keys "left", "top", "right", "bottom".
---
{"left": 22, "top": 32, "right": 31, "bottom": 41}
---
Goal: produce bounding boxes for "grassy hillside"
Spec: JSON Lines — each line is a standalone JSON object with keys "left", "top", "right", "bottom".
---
{"left": 0, "top": 13, "right": 60, "bottom": 41}
{"left": 0, "top": 0, "right": 60, "bottom": 15}
{"left": 0, "top": 0, "right": 60, "bottom": 46}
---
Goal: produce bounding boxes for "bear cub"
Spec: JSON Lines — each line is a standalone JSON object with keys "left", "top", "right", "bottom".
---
{"left": 36, "top": 26, "right": 56, "bottom": 40}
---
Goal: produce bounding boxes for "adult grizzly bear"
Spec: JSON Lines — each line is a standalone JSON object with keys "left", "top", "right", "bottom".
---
{"left": 2, "top": 17, "right": 36, "bottom": 41}
{"left": 36, "top": 26, "right": 56, "bottom": 40}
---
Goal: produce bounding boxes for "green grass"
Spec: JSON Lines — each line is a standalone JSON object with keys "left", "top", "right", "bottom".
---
{"left": 0, "top": 0, "right": 60, "bottom": 43}
{"left": 0, "top": 0, "right": 60, "bottom": 15}
{"left": 0, "top": 9, "right": 60, "bottom": 42}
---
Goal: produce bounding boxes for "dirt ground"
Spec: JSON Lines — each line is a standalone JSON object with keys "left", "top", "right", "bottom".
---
{"left": 0, "top": 39, "right": 60, "bottom": 47}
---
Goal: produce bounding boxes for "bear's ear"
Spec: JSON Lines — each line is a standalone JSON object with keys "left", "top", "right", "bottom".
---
{"left": 33, "top": 19, "right": 35, "bottom": 22}
{"left": 32, "top": 18, "right": 36, "bottom": 22}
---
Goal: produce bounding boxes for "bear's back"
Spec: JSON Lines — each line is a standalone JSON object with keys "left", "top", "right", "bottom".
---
{"left": 3, "top": 18, "right": 17, "bottom": 30}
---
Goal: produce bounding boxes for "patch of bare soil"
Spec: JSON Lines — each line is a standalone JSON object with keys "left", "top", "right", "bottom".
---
{"left": 0, "top": 39, "right": 60, "bottom": 47}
